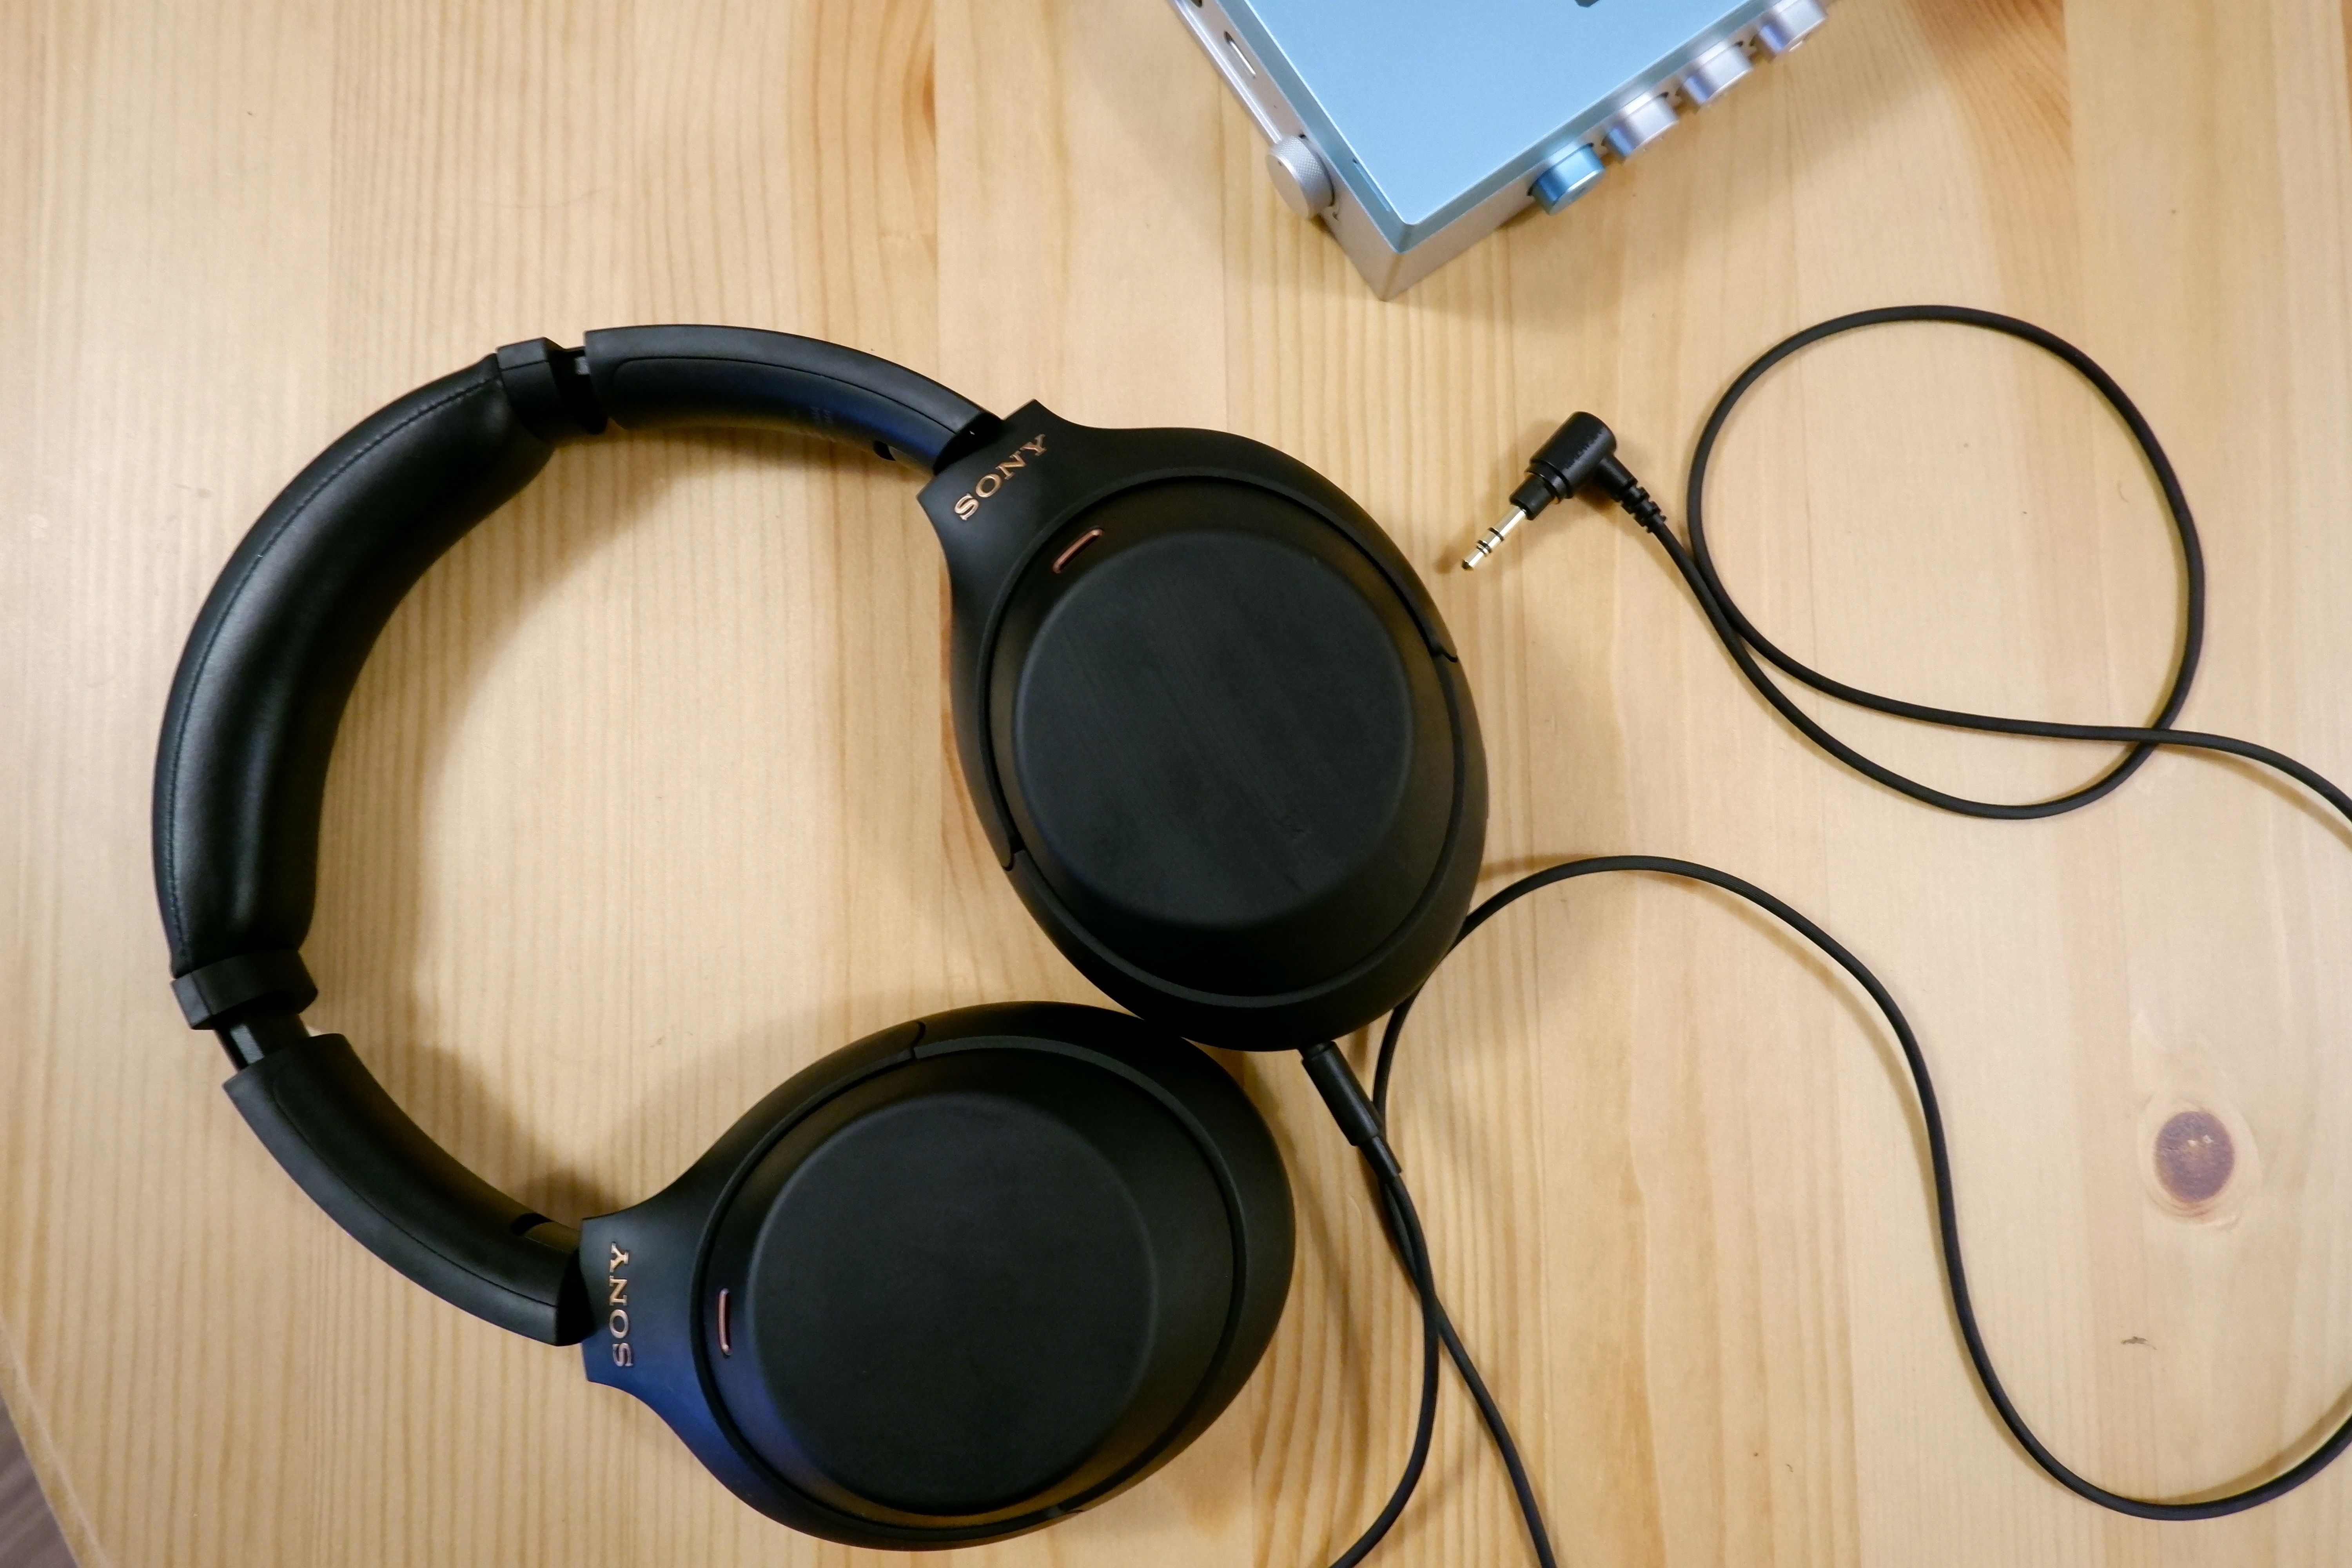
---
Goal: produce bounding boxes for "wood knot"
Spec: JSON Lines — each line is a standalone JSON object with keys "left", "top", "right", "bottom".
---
{"left": 2153, "top": 1109, "right": 2234, "bottom": 1207}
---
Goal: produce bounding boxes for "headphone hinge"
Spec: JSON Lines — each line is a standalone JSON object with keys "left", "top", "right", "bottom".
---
{"left": 495, "top": 336, "right": 609, "bottom": 443}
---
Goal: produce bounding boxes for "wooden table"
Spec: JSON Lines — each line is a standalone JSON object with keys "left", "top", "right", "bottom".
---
{"left": 9, "top": 1, "right": 2352, "bottom": 1563}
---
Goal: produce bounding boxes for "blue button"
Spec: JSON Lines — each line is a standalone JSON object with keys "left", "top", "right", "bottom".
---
{"left": 1530, "top": 145, "right": 1606, "bottom": 214}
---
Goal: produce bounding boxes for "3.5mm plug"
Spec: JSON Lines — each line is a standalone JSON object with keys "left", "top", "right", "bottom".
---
{"left": 1462, "top": 412, "right": 1654, "bottom": 568}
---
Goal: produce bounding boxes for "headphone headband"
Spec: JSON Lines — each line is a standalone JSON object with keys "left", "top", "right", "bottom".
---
{"left": 156, "top": 329, "right": 998, "bottom": 1024}
{"left": 156, "top": 324, "right": 1481, "bottom": 1367}
{"left": 153, "top": 330, "right": 998, "bottom": 1344}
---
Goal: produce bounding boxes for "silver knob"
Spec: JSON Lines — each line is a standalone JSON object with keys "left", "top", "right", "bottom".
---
{"left": 1755, "top": 0, "right": 1828, "bottom": 56}
{"left": 1266, "top": 137, "right": 1335, "bottom": 216}
{"left": 1604, "top": 93, "right": 1680, "bottom": 160}
{"left": 1681, "top": 40, "right": 1755, "bottom": 106}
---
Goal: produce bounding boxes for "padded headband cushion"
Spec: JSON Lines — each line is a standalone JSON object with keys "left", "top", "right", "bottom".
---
{"left": 156, "top": 328, "right": 998, "bottom": 1026}
{"left": 155, "top": 356, "right": 551, "bottom": 1014}
{"left": 153, "top": 329, "right": 997, "bottom": 1345}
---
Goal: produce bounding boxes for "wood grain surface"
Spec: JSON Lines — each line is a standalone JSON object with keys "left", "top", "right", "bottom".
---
{"left": 7, "top": 0, "right": 2352, "bottom": 1564}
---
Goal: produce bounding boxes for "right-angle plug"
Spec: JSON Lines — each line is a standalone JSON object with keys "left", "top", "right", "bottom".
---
{"left": 1463, "top": 412, "right": 1628, "bottom": 569}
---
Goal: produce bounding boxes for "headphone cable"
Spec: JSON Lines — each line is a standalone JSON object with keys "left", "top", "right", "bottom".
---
{"left": 1415, "top": 304, "right": 2352, "bottom": 1522}
{"left": 1298, "top": 1042, "right": 1563, "bottom": 1568}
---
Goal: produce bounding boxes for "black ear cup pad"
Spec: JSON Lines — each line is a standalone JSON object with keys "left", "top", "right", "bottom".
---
{"left": 993, "top": 481, "right": 1451, "bottom": 995}
{"left": 706, "top": 1049, "right": 1234, "bottom": 1524}
{"left": 975, "top": 470, "right": 1486, "bottom": 1049}
{"left": 578, "top": 1003, "right": 1294, "bottom": 1546}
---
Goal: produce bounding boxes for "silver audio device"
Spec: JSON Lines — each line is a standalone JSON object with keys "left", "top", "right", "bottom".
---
{"left": 1167, "top": 0, "right": 1831, "bottom": 298}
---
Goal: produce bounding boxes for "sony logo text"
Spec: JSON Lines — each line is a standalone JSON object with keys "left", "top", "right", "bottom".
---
{"left": 952, "top": 435, "right": 1048, "bottom": 519}
{"left": 607, "top": 1242, "right": 632, "bottom": 1367}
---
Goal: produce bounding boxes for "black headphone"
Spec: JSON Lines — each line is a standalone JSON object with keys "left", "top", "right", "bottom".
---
{"left": 154, "top": 326, "right": 1486, "bottom": 1545}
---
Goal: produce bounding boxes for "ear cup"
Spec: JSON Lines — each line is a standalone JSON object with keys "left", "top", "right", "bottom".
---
{"left": 704, "top": 1048, "right": 1234, "bottom": 1525}
{"left": 577, "top": 1003, "right": 1293, "bottom": 1547}
{"left": 991, "top": 481, "right": 1452, "bottom": 996}
{"left": 937, "top": 431, "right": 1489, "bottom": 1051}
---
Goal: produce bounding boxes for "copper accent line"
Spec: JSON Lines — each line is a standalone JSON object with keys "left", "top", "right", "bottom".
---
{"left": 717, "top": 1287, "right": 732, "bottom": 1356}
{"left": 1051, "top": 529, "right": 1105, "bottom": 573}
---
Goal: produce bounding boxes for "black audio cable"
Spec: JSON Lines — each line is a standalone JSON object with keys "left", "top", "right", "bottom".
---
{"left": 1434, "top": 304, "right": 2352, "bottom": 1521}
{"left": 1298, "top": 1042, "right": 1560, "bottom": 1568}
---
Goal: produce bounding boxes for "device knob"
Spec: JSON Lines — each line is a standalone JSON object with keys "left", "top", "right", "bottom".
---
{"left": 1755, "top": 0, "right": 1828, "bottom": 56}
{"left": 1530, "top": 145, "right": 1606, "bottom": 214}
{"left": 1266, "top": 136, "right": 1335, "bottom": 216}
{"left": 1602, "top": 93, "right": 1680, "bottom": 160}
{"left": 1680, "top": 40, "right": 1755, "bottom": 105}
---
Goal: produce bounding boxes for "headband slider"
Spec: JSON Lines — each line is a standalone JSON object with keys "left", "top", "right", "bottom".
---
{"left": 173, "top": 948, "right": 318, "bottom": 1030}
{"left": 495, "top": 337, "right": 608, "bottom": 444}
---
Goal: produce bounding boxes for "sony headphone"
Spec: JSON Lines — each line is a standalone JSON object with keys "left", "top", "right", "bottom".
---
{"left": 153, "top": 326, "right": 1487, "bottom": 1545}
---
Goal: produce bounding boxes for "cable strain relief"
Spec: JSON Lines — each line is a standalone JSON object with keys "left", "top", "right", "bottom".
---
{"left": 1299, "top": 1042, "right": 1388, "bottom": 1149}
{"left": 1595, "top": 457, "right": 1668, "bottom": 535}
{"left": 1508, "top": 473, "right": 1557, "bottom": 520}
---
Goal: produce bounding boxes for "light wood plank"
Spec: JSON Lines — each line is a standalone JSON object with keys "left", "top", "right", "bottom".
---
{"left": 7, "top": 0, "right": 2352, "bottom": 1563}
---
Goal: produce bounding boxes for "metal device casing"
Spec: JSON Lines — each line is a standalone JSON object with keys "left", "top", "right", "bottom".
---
{"left": 1167, "top": 0, "right": 1831, "bottom": 298}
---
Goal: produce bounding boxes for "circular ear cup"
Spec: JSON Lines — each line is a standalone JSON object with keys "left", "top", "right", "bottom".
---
{"left": 980, "top": 475, "right": 1483, "bottom": 1047}
{"left": 706, "top": 1048, "right": 1234, "bottom": 1526}
{"left": 596, "top": 1004, "right": 1292, "bottom": 1544}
